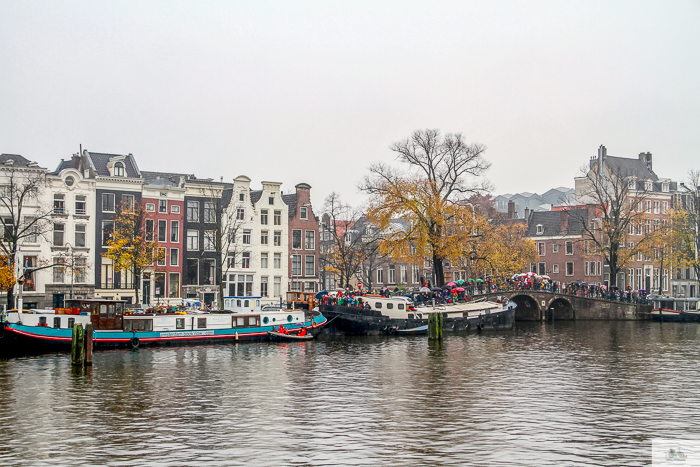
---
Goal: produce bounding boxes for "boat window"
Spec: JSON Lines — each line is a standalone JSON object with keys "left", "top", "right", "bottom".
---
{"left": 407, "top": 313, "right": 414, "bottom": 319}
{"left": 660, "top": 301, "right": 673, "bottom": 310}
{"left": 248, "top": 317, "right": 257, "bottom": 326}
{"left": 53, "top": 317, "right": 61, "bottom": 328}
{"left": 255, "top": 300, "right": 260, "bottom": 308}
{"left": 375, "top": 302, "right": 382, "bottom": 309}
{"left": 39, "top": 316, "right": 46, "bottom": 325}
{"left": 124, "top": 320, "right": 131, "bottom": 332}
{"left": 176, "top": 318, "right": 185, "bottom": 329}
{"left": 100, "top": 304, "right": 107, "bottom": 317}
{"left": 262, "top": 317, "right": 268, "bottom": 325}
{"left": 116, "top": 303, "right": 123, "bottom": 315}
{"left": 108, "top": 304, "right": 115, "bottom": 318}
{"left": 287, "top": 315, "right": 293, "bottom": 322}
{"left": 237, "top": 317, "right": 246, "bottom": 326}
{"left": 416, "top": 313, "right": 422, "bottom": 319}
{"left": 244, "top": 300, "right": 249, "bottom": 307}
{"left": 197, "top": 318, "right": 206, "bottom": 329}
{"left": 237, "top": 300, "right": 241, "bottom": 307}
{"left": 387, "top": 303, "right": 394, "bottom": 310}
{"left": 398, "top": 304, "right": 404, "bottom": 310}
{"left": 67, "top": 318, "right": 75, "bottom": 328}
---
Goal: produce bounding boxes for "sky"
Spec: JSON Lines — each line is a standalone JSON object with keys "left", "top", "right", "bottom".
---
{"left": 1, "top": 1, "right": 699, "bottom": 209}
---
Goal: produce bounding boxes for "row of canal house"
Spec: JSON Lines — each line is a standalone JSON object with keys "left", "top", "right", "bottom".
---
{"left": 2, "top": 150, "right": 320, "bottom": 310}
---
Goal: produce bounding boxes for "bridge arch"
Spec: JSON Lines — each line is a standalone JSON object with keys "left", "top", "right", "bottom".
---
{"left": 510, "top": 294, "right": 541, "bottom": 321}
{"left": 546, "top": 297, "right": 574, "bottom": 320}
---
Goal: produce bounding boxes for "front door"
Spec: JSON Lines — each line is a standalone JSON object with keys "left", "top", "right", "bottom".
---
{"left": 143, "top": 280, "right": 151, "bottom": 306}
{"left": 203, "top": 293, "right": 215, "bottom": 309}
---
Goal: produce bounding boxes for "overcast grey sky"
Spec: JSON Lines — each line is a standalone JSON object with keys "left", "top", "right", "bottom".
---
{"left": 1, "top": 1, "right": 698, "bottom": 207}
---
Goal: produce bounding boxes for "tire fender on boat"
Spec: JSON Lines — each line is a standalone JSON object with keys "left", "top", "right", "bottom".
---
{"left": 477, "top": 322, "right": 484, "bottom": 331}
{"left": 130, "top": 337, "right": 140, "bottom": 348}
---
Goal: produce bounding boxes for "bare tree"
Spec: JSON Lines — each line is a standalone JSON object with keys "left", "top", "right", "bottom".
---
{"left": 352, "top": 217, "right": 391, "bottom": 292}
{"left": 572, "top": 163, "right": 659, "bottom": 289}
{"left": 0, "top": 165, "right": 53, "bottom": 309}
{"left": 677, "top": 169, "right": 700, "bottom": 284}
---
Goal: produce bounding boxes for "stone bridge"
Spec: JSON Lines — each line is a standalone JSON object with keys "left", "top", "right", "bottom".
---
{"left": 477, "top": 291, "right": 652, "bottom": 321}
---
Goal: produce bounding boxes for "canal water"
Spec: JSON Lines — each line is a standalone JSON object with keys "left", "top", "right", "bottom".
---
{"left": 1, "top": 321, "right": 699, "bottom": 466}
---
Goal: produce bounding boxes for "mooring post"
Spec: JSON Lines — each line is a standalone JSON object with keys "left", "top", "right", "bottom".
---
{"left": 71, "top": 323, "right": 84, "bottom": 366}
{"left": 428, "top": 312, "right": 443, "bottom": 340}
{"left": 84, "top": 323, "right": 93, "bottom": 366}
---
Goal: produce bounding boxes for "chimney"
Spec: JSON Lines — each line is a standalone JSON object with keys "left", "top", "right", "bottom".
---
{"left": 507, "top": 200, "right": 515, "bottom": 219}
{"left": 560, "top": 210, "right": 568, "bottom": 233}
{"left": 71, "top": 154, "right": 80, "bottom": 169}
{"left": 639, "top": 152, "right": 652, "bottom": 172}
{"left": 524, "top": 207, "right": 530, "bottom": 220}
{"left": 598, "top": 145, "right": 606, "bottom": 174}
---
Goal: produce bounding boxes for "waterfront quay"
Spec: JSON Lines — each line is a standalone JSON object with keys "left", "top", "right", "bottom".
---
{"left": 1, "top": 320, "right": 699, "bottom": 466}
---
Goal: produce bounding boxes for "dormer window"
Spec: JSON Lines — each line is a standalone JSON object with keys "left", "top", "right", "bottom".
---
{"left": 536, "top": 224, "right": 543, "bottom": 235}
{"left": 114, "top": 162, "right": 125, "bottom": 177}
{"left": 628, "top": 180, "right": 635, "bottom": 189}
{"left": 645, "top": 181, "right": 652, "bottom": 191}
{"left": 662, "top": 183, "right": 669, "bottom": 192}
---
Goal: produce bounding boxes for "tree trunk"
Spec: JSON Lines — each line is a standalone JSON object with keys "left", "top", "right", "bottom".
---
{"left": 432, "top": 251, "right": 445, "bottom": 287}
{"left": 134, "top": 270, "right": 141, "bottom": 305}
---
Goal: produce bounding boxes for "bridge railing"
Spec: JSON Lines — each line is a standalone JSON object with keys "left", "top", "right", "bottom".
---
{"left": 473, "top": 285, "right": 651, "bottom": 305}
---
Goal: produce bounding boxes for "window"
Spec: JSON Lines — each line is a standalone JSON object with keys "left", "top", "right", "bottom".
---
{"left": 121, "top": 194, "right": 135, "bottom": 211}
{"left": 261, "top": 276, "right": 268, "bottom": 297}
{"left": 155, "top": 273, "right": 165, "bottom": 297}
{"left": 75, "top": 258, "right": 86, "bottom": 285}
{"left": 300, "top": 207, "right": 308, "bottom": 219}
{"left": 51, "top": 223, "right": 64, "bottom": 246}
{"left": 274, "top": 231, "right": 281, "bottom": 246}
{"left": 538, "top": 263, "right": 546, "bottom": 275}
{"left": 145, "top": 219, "right": 154, "bottom": 241}
{"left": 565, "top": 241, "right": 573, "bottom": 255}
{"left": 102, "top": 221, "right": 113, "bottom": 246}
{"left": 239, "top": 192, "right": 245, "bottom": 202}
{"left": 170, "top": 248, "right": 179, "bottom": 266}
{"left": 204, "top": 230, "right": 215, "bottom": 251}
{"left": 553, "top": 264, "right": 559, "bottom": 274}
{"left": 241, "top": 252, "right": 250, "bottom": 268}
{"left": 169, "top": 273, "right": 180, "bottom": 298}
{"left": 146, "top": 203, "right": 155, "bottom": 212}
{"left": 114, "top": 162, "right": 124, "bottom": 177}
{"left": 536, "top": 224, "right": 543, "bottom": 234}
{"left": 412, "top": 265, "right": 420, "bottom": 283}
{"left": 203, "top": 260, "right": 215, "bottom": 285}
{"left": 261, "top": 252, "right": 268, "bottom": 268}
{"left": 155, "top": 200, "right": 166, "bottom": 214}
{"left": 261, "top": 230, "right": 268, "bottom": 245}
{"left": 204, "top": 202, "right": 216, "bottom": 223}
{"left": 585, "top": 261, "right": 589, "bottom": 276}
{"left": 243, "top": 229, "right": 251, "bottom": 245}
{"left": 388, "top": 265, "right": 396, "bottom": 283}
{"left": 400, "top": 265, "right": 407, "bottom": 283}
{"left": 663, "top": 201, "right": 668, "bottom": 214}
{"left": 102, "top": 193, "right": 115, "bottom": 212}
{"left": 292, "top": 230, "right": 302, "bottom": 249}
{"left": 377, "top": 268, "right": 384, "bottom": 283}
{"left": 236, "top": 207, "right": 245, "bottom": 221}
{"left": 186, "top": 259, "right": 198, "bottom": 284}
{"left": 74, "top": 195, "right": 86, "bottom": 215}
{"left": 274, "top": 276, "right": 281, "bottom": 297}
{"left": 186, "top": 201, "right": 199, "bottom": 222}
{"left": 176, "top": 318, "right": 185, "bottom": 329}
{"left": 187, "top": 230, "right": 199, "bottom": 250}
{"left": 305, "top": 231, "right": 315, "bottom": 250}
{"left": 645, "top": 200, "right": 651, "bottom": 213}
{"left": 269, "top": 195, "right": 274, "bottom": 205}
{"left": 305, "top": 255, "right": 315, "bottom": 276}
{"left": 261, "top": 209, "right": 268, "bottom": 225}
{"left": 566, "top": 262, "right": 574, "bottom": 276}
{"left": 291, "top": 255, "right": 302, "bottom": 275}
{"left": 274, "top": 253, "right": 281, "bottom": 269}
{"left": 53, "top": 258, "right": 65, "bottom": 283}
{"left": 171, "top": 220, "right": 179, "bottom": 242}
{"left": 158, "top": 219, "right": 167, "bottom": 242}
{"left": 157, "top": 247, "right": 166, "bottom": 266}
{"left": 227, "top": 252, "right": 235, "bottom": 268}
{"left": 75, "top": 224, "right": 86, "bottom": 247}
{"left": 552, "top": 243, "right": 559, "bottom": 253}
{"left": 274, "top": 210, "right": 281, "bottom": 225}
{"left": 171, "top": 204, "right": 180, "bottom": 214}
{"left": 653, "top": 201, "right": 660, "bottom": 214}
{"left": 197, "top": 318, "right": 207, "bottom": 329}
{"left": 537, "top": 242, "right": 545, "bottom": 256}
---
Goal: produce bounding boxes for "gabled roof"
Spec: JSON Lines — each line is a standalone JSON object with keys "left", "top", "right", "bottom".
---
{"left": 86, "top": 151, "right": 141, "bottom": 178}
{"left": 526, "top": 208, "right": 588, "bottom": 237}
{"left": 51, "top": 160, "right": 72, "bottom": 174}
{"left": 282, "top": 193, "right": 297, "bottom": 219}
{"left": 141, "top": 170, "right": 193, "bottom": 187}
{"left": 604, "top": 155, "right": 658, "bottom": 181}
{"left": 250, "top": 190, "right": 262, "bottom": 204}
{"left": 0, "top": 153, "right": 36, "bottom": 167}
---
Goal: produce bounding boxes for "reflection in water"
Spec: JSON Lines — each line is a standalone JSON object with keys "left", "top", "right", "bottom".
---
{"left": 1, "top": 321, "right": 700, "bottom": 466}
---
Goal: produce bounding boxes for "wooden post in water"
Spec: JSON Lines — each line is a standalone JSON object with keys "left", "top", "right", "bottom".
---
{"left": 84, "top": 323, "right": 93, "bottom": 366}
{"left": 428, "top": 312, "right": 443, "bottom": 340}
{"left": 71, "top": 323, "right": 84, "bottom": 366}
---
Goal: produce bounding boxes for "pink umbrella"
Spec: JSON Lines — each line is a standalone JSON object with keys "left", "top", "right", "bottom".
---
{"left": 446, "top": 282, "right": 457, "bottom": 286}
{"left": 455, "top": 287, "right": 465, "bottom": 292}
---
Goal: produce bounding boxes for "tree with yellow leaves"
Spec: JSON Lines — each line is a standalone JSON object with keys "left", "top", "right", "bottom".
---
{"left": 104, "top": 201, "right": 164, "bottom": 304}
{"left": 360, "top": 129, "right": 491, "bottom": 286}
